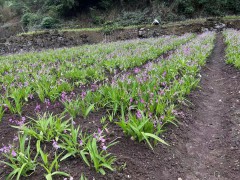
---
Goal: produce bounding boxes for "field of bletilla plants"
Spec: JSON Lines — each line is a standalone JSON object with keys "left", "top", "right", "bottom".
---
{"left": 0, "top": 31, "right": 216, "bottom": 179}
{"left": 224, "top": 29, "right": 240, "bottom": 68}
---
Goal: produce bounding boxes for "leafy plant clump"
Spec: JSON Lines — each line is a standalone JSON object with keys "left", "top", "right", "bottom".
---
{"left": 40, "top": 16, "right": 58, "bottom": 29}
{"left": 1, "top": 113, "right": 118, "bottom": 179}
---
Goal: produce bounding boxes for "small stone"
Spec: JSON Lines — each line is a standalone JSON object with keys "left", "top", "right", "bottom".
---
{"left": 178, "top": 178, "right": 183, "bottom": 180}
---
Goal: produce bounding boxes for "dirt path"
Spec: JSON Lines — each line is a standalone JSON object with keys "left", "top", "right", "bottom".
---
{"left": 159, "top": 33, "right": 240, "bottom": 180}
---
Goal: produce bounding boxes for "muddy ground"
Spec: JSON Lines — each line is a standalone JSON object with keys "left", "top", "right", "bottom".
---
{"left": 0, "top": 33, "right": 240, "bottom": 180}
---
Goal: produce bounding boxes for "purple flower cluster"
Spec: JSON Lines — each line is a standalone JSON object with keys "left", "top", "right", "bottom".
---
{"left": 9, "top": 117, "right": 26, "bottom": 126}
{"left": 61, "top": 91, "right": 76, "bottom": 102}
{"left": 0, "top": 144, "right": 17, "bottom": 157}
{"left": 35, "top": 104, "right": 41, "bottom": 112}
{"left": 45, "top": 99, "right": 51, "bottom": 109}
{"left": 52, "top": 140, "right": 60, "bottom": 150}
{"left": 136, "top": 110, "right": 142, "bottom": 119}
{"left": 94, "top": 128, "right": 107, "bottom": 150}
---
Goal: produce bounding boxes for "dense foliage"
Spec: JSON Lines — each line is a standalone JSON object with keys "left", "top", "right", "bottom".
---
{"left": 0, "top": 0, "right": 238, "bottom": 30}
{"left": 0, "top": 0, "right": 239, "bottom": 28}
{"left": 4, "top": 0, "right": 237, "bottom": 17}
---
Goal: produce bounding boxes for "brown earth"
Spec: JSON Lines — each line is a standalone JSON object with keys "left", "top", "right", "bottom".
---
{"left": 147, "top": 33, "right": 240, "bottom": 180}
{"left": 166, "top": 33, "right": 240, "bottom": 180}
{"left": 2, "top": 18, "right": 240, "bottom": 55}
{"left": 0, "top": 33, "right": 240, "bottom": 180}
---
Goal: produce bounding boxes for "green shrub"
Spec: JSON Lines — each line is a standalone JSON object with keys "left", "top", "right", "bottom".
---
{"left": 102, "top": 21, "right": 119, "bottom": 35}
{"left": 117, "top": 9, "right": 152, "bottom": 27}
{"left": 21, "top": 13, "right": 41, "bottom": 27}
{"left": 90, "top": 8, "right": 105, "bottom": 25}
{"left": 40, "top": 16, "right": 58, "bottom": 29}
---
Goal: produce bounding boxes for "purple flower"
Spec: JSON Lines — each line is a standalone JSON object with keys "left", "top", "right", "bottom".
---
{"left": 22, "top": 117, "right": 26, "bottom": 122}
{"left": 52, "top": 140, "right": 60, "bottom": 150}
{"left": 45, "top": 99, "right": 51, "bottom": 109}
{"left": 158, "top": 90, "right": 164, "bottom": 96}
{"left": 28, "top": 94, "right": 34, "bottom": 99}
{"left": 13, "top": 136, "right": 18, "bottom": 141}
{"left": 98, "top": 128, "right": 103, "bottom": 135}
{"left": 136, "top": 110, "right": 142, "bottom": 119}
{"left": 150, "top": 93, "right": 154, "bottom": 98}
{"left": 81, "top": 91, "right": 86, "bottom": 99}
{"left": 54, "top": 102, "right": 60, "bottom": 108}
{"left": 162, "top": 71, "right": 167, "bottom": 77}
{"left": 10, "top": 117, "right": 26, "bottom": 126}
{"left": 99, "top": 137, "right": 106, "bottom": 143}
{"left": 11, "top": 150, "right": 17, "bottom": 157}
{"left": 134, "top": 68, "right": 141, "bottom": 74}
{"left": 0, "top": 145, "right": 12, "bottom": 154}
{"left": 79, "top": 140, "right": 83, "bottom": 146}
{"left": 24, "top": 82, "right": 29, "bottom": 87}
{"left": 140, "top": 99, "right": 145, "bottom": 104}
{"left": 102, "top": 146, "right": 107, "bottom": 151}
{"left": 91, "top": 84, "right": 98, "bottom": 92}
{"left": 130, "top": 98, "right": 133, "bottom": 103}
{"left": 35, "top": 104, "right": 41, "bottom": 112}
{"left": 61, "top": 92, "right": 68, "bottom": 102}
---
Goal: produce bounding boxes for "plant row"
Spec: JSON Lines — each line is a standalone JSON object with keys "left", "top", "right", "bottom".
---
{"left": 0, "top": 34, "right": 194, "bottom": 118}
{"left": 62, "top": 32, "right": 216, "bottom": 149}
{"left": 224, "top": 29, "right": 240, "bottom": 68}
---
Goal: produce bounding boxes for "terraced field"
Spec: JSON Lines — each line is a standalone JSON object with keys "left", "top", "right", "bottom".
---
{"left": 0, "top": 30, "right": 239, "bottom": 180}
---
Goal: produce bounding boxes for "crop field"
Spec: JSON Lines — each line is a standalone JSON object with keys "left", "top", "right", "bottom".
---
{"left": 0, "top": 30, "right": 240, "bottom": 179}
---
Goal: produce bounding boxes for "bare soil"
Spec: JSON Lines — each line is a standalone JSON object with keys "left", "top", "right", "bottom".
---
{"left": 0, "top": 33, "right": 240, "bottom": 180}
{"left": 153, "top": 33, "right": 240, "bottom": 180}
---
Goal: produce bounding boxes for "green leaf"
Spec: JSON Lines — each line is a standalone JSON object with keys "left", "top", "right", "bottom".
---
{"left": 143, "top": 132, "right": 169, "bottom": 146}
{"left": 60, "top": 153, "right": 74, "bottom": 161}
{"left": 17, "top": 163, "right": 27, "bottom": 180}
{"left": 98, "top": 168, "right": 106, "bottom": 175}
{"left": 80, "top": 150, "right": 90, "bottom": 167}
{"left": 51, "top": 171, "right": 70, "bottom": 177}
{"left": 84, "top": 104, "right": 94, "bottom": 118}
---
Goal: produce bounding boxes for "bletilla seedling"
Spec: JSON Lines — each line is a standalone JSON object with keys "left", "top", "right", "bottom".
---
{"left": 0, "top": 134, "right": 38, "bottom": 180}
{"left": 85, "top": 137, "right": 117, "bottom": 175}
{"left": 59, "top": 126, "right": 90, "bottom": 161}
{"left": 13, "top": 113, "right": 70, "bottom": 142}
{"left": 117, "top": 111, "right": 168, "bottom": 150}
{"left": 60, "top": 126, "right": 118, "bottom": 175}
{"left": 63, "top": 94, "right": 95, "bottom": 119}
{"left": 36, "top": 141, "right": 70, "bottom": 180}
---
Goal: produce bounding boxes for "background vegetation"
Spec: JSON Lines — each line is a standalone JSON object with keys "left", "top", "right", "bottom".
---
{"left": 0, "top": 0, "right": 239, "bottom": 30}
